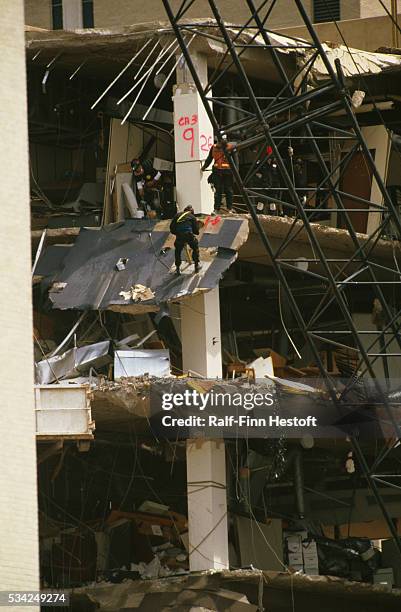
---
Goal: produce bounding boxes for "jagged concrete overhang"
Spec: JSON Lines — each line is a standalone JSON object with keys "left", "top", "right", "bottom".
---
{"left": 68, "top": 567, "right": 401, "bottom": 611}
{"left": 36, "top": 217, "right": 249, "bottom": 313}
{"left": 25, "top": 19, "right": 401, "bottom": 86}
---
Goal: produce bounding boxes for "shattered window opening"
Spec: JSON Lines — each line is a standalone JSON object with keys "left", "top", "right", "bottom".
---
{"left": 51, "top": 0, "right": 63, "bottom": 30}
{"left": 82, "top": 0, "right": 94, "bottom": 28}
{"left": 313, "top": 0, "right": 341, "bottom": 24}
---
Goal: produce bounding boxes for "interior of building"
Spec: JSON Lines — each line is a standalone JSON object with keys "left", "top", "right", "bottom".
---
{"left": 25, "top": 3, "right": 401, "bottom": 609}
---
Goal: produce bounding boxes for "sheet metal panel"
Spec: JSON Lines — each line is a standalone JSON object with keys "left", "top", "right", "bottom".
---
{"left": 35, "top": 340, "right": 111, "bottom": 384}
{"left": 114, "top": 349, "right": 170, "bottom": 379}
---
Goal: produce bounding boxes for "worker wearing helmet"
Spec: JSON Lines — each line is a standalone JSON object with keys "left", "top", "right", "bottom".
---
{"left": 202, "top": 137, "right": 235, "bottom": 212}
{"left": 131, "top": 158, "right": 162, "bottom": 215}
{"left": 169, "top": 205, "right": 201, "bottom": 275}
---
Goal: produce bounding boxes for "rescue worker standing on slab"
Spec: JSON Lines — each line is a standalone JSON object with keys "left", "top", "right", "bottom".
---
{"left": 202, "top": 136, "right": 235, "bottom": 213}
{"left": 170, "top": 205, "right": 201, "bottom": 275}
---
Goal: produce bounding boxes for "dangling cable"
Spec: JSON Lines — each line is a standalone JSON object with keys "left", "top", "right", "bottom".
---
{"left": 278, "top": 281, "right": 302, "bottom": 360}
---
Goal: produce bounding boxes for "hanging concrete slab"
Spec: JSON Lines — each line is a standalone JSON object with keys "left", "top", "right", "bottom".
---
{"left": 37, "top": 218, "right": 249, "bottom": 313}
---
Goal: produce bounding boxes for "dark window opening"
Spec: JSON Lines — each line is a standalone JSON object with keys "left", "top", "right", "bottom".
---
{"left": 82, "top": 0, "right": 94, "bottom": 28}
{"left": 313, "top": 0, "right": 340, "bottom": 23}
{"left": 52, "top": 0, "right": 63, "bottom": 30}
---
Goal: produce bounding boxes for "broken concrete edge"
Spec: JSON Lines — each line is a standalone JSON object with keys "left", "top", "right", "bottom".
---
{"left": 45, "top": 263, "right": 234, "bottom": 313}
{"left": 31, "top": 226, "right": 80, "bottom": 249}
{"left": 34, "top": 217, "right": 249, "bottom": 313}
{"left": 25, "top": 18, "right": 401, "bottom": 79}
{"left": 68, "top": 568, "right": 401, "bottom": 601}
{"left": 107, "top": 286, "right": 210, "bottom": 314}
{"left": 31, "top": 214, "right": 401, "bottom": 263}
{"left": 25, "top": 23, "right": 168, "bottom": 52}
{"left": 244, "top": 213, "right": 401, "bottom": 260}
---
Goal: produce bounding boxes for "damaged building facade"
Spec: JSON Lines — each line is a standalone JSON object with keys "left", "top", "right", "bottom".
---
{"left": 23, "top": 0, "right": 401, "bottom": 33}
{"left": 3, "top": 0, "right": 401, "bottom": 609}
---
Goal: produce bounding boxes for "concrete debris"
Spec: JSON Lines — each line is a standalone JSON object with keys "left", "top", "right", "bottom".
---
{"left": 51, "top": 282, "right": 67, "bottom": 292}
{"left": 246, "top": 356, "right": 274, "bottom": 379}
{"left": 351, "top": 89, "right": 366, "bottom": 109}
{"left": 130, "top": 556, "right": 181, "bottom": 579}
{"left": 139, "top": 500, "right": 170, "bottom": 515}
{"left": 309, "top": 42, "right": 401, "bottom": 79}
{"left": 119, "top": 284, "right": 155, "bottom": 302}
{"left": 67, "top": 568, "right": 401, "bottom": 611}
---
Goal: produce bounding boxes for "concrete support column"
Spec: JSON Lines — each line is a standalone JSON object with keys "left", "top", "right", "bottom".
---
{"left": 181, "top": 289, "right": 222, "bottom": 379}
{"left": 186, "top": 439, "right": 229, "bottom": 571}
{"left": 173, "top": 52, "right": 228, "bottom": 571}
{"left": 173, "top": 51, "right": 222, "bottom": 380}
{"left": 0, "top": 0, "right": 39, "bottom": 604}
{"left": 173, "top": 52, "right": 213, "bottom": 214}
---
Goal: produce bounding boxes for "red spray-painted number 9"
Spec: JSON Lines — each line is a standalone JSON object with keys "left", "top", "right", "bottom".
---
{"left": 182, "top": 127, "right": 195, "bottom": 158}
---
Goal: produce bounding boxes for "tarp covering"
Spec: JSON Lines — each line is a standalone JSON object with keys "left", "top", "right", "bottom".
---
{"left": 37, "top": 217, "right": 249, "bottom": 312}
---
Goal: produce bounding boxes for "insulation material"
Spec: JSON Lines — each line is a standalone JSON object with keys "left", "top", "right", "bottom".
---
{"left": 39, "top": 218, "right": 248, "bottom": 313}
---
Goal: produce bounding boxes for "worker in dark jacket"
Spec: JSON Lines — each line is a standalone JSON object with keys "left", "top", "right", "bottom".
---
{"left": 170, "top": 206, "right": 201, "bottom": 275}
{"left": 131, "top": 158, "right": 163, "bottom": 215}
{"left": 202, "top": 138, "right": 235, "bottom": 212}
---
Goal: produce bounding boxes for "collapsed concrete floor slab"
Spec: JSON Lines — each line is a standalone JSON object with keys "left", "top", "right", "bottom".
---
{"left": 69, "top": 568, "right": 401, "bottom": 612}
{"left": 34, "top": 217, "right": 249, "bottom": 313}
{"left": 32, "top": 213, "right": 401, "bottom": 276}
